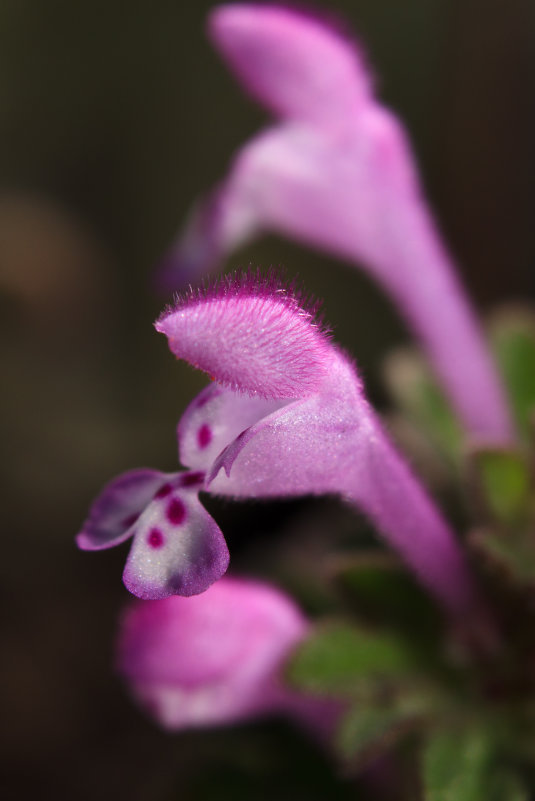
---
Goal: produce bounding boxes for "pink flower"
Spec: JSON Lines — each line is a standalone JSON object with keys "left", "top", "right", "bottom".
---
{"left": 79, "top": 272, "right": 486, "bottom": 622}
{"left": 160, "top": 4, "right": 512, "bottom": 444}
{"left": 116, "top": 575, "right": 335, "bottom": 731}
{"left": 162, "top": 272, "right": 483, "bottom": 618}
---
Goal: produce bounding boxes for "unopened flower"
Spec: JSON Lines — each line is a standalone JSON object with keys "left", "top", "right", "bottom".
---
{"left": 116, "top": 575, "right": 337, "bottom": 732}
{"left": 160, "top": 4, "right": 512, "bottom": 444}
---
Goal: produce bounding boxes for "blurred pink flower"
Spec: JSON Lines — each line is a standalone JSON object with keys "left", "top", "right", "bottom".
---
{"left": 116, "top": 575, "right": 335, "bottom": 731}
{"left": 160, "top": 3, "right": 512, "bottom": 444}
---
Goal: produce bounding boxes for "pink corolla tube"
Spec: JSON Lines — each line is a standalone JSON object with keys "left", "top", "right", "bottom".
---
{"left": 116, "top": 575, "right": 338, "bottom": 733}
{"left": 160, "top": 4, "right": 513, "bottom": 444}
{"left": 156, "top": 273, "right": 488, "bottom": 624}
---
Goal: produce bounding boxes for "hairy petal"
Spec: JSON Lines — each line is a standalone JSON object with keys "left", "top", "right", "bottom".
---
{"left": 123, "top": 485, "right": 229, "bottom": 600}
{"left": 208, "top": 4, "right": 372, "bottom": 128}
{"left": 116, "top": 576, "right": 310, "bottom": 728}
{"left": 156, "top": 274, "right": 331, "bottom": 399}
{"left": 76, "top": 469, "right": 173, "bottom": 551}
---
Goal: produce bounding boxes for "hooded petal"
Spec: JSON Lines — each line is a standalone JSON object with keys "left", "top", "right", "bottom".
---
{"left": 156, "top": 271, "right": 332, "bottom": 399}
{"left": 116, "top": 576, "right": 309, "bottom": 728}
{"left": 208, "top": 4, "right": 372, "bottom": 129}
{"left": 122, "top": 484, "right": 229, "bottom": 600}
{"left": 76, "top": 469, "right": 173, "bottom": 551}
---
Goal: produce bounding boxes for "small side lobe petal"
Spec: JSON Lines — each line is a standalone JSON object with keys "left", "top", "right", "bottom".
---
{"left": 208, "top": 4, "right": 371, "bottom": 128}
{"left": 123, "top": 487, "right": 229, "bottom": 600}
{"left": 76, "top": 469, "right": 171, "bottom": 551}
{"left": 178, "top": 383, "right": 288, "bottom": 472}
{"left": 156, "top": 273, "right": 332, "bottom": 399}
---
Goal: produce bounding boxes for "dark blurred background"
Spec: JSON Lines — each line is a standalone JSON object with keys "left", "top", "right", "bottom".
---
{"left": 1, "top": 1, "right": 534, "bottom": 799}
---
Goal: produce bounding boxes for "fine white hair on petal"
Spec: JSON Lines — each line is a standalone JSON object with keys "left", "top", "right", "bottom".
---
{"left": 155, "top": 270, "right": 333, "bottom": 399}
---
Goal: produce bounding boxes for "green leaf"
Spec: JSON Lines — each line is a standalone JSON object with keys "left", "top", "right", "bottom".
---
{"left": 331, "top": 554, "right": 441, "bottom": 640}
{"left": 383, "top": 349, "right": 463, "bottom": 465}
{"left": 469, "top": 527, "right": 535, "bottom": 586}
{"left": 486, "top": 770, "right": 528, "bottom": 801}
{"left": 337, "top": 703, "right": 419, "bottom": 762}
{"left": 287, "top": 621, "right": 419, "bottom": 696}
{"left": 469, "top": 447, "right": 531, "bottom": 528}
{"left": 422, "top": 728, "right": 492, "bottom": 801}
{"left": 490, "top": 308, "right": 535, "bottom": 438}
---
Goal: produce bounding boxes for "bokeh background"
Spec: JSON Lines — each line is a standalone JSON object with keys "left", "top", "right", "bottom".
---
{"left": 2, "top": 1, "right": 534, "bottom": 798}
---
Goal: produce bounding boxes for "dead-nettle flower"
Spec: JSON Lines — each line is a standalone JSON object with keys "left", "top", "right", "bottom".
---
{"left": 116, "top": 575, "right": 338, "bottom": 732}
{"left": 78, "top": 273, "right": 485, "bottom": 620}
{"left": 160, "top": 3, "right": 512, "bottom": 444}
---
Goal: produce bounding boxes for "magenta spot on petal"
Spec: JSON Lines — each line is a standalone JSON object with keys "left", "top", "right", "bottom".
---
{"left": 181, "top": 471, "right": 205, "bottom": 487}
{"left": 147, "top": 528, "right": 165, "bottom": 548}
{"left": 122, "top": 513, "right": 139, "bottom": 528}
{"left": 167, "top": 498, "right": 186, "bottom": 526}
{"left": 154, "top": 483, "right": 172, "bottom": 499}
{"left": 197, "top": 424, "right": 212, "bottom": 449}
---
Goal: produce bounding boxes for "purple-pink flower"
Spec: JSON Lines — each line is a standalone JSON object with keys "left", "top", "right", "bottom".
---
{"left": 161, "top": 3, "right": 512, "bottom": 444}
{"left": 78, "top": 272, "right": 485, "bottom": 621}
{"left": 116, "top": 575, "right": 334, "bottom": 731}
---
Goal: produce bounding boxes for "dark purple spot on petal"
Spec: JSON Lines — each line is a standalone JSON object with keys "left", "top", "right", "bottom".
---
{"left": 122, "top": 513, "right": 139, "bottom": 528}
{"left": 147, "top": 528, "right": 165, "bottom": 548}
{"left": 167, "top": 498, "right": 186, "bottom": 525}
{"left": 154, "top": 483, "right": 172, "bottom": 499}
{"left": 197, "top": 424, "right": 212, "bottom": 449}
{"left": 181, "top": 471, "right": 205, "bottom": 487}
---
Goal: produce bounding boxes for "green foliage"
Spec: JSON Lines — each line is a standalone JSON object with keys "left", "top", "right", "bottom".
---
{"left": 490, "top": 309, "right": 535, "bottom": 438}
{"left": 422, "top": 728, "right": 529, "bottom": 801}
{"left": 468, "top": 447, "right": 531, "bottom": 529}
{"left": 337, "top": 703, "right": 418, "bottom": 762}
{"left": 469, "top": 527, "right": 535, "bottom": 585}
{"left": 337, "top": 690, "right": 433, "bottom": 764}
{"left": 486, "top": 770, "right": 529, "bottom": 801}
{"left": 383, "top": 348, "right": 463, "bottom": 466}
{"left": 422, "top": 728, "right": 492, "bottom": 801}
{"left": 466, "top": 444, "right": 535, "bottom": 587}
{"left": 331, "top": 554, "right": 442, "bottom": 641}
{"left": 287, "top": 620, "right": 419, "bottom": 696}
